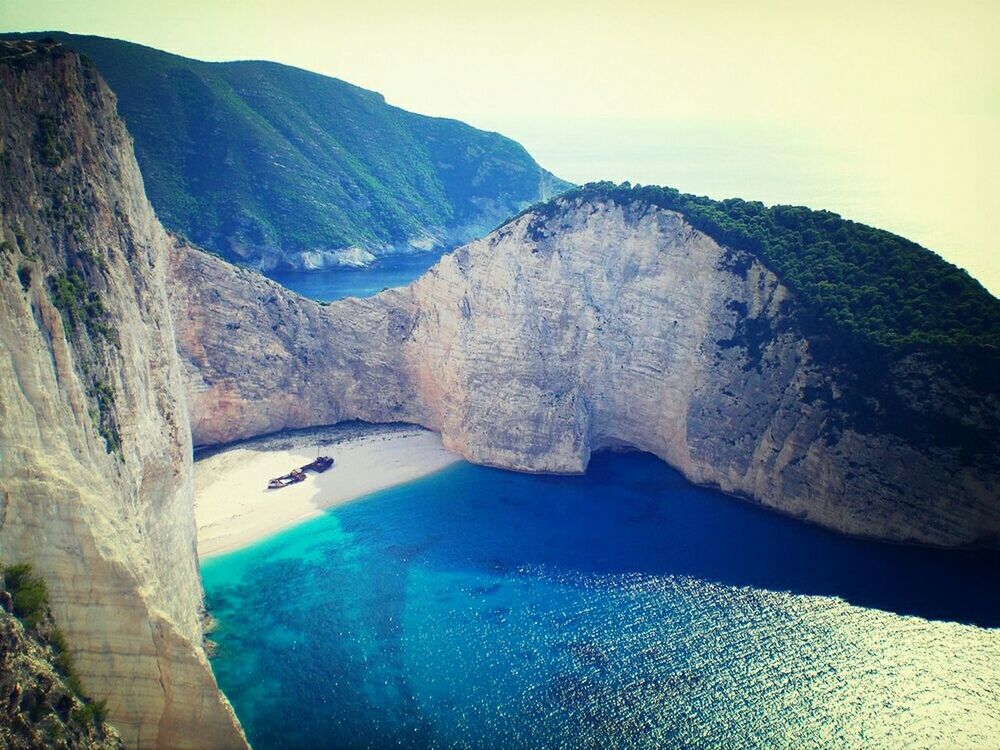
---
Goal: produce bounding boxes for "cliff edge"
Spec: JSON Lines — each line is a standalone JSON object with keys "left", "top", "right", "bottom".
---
{"left": 170, "top": 193, "right": 999, "bottom": 549}
{"left": 0, "top": 41, "right": 246, "bottom": 748}
{"left": 1, "top": 564, "right": 123, "bottom": 750}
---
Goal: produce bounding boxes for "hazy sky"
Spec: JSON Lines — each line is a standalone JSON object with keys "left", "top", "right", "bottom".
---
{"left": 3, "top": 0, "right": 998, "bottom": 292}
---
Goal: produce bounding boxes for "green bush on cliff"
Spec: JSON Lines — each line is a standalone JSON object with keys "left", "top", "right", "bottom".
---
{"left": 49, "top": 270, "right": 96, "bottom": 331}
{"left": 91, "top": 381, "right": 121, "bottom": 455}
{"left": 2, "top": 563, "right": 106, "bottom": 716}
{"left": 35, "top": 113, "right": 67, "bottom": 167}
{"left": 72, "top": 699, "right": 109, "bottom": 729}
{"left": 49, "top": 627, "right": 85, "bottom": 697}
{"left": 48, "top": 270, "right": 117, "bottom": 345}
{"left": 47, "top": 272, "right": 122, "bottom": 454}
{"left": 554, "top": 183, "right": 1000, "bottom": 353}
{"left": 3, "top": 563, "right": 49, "bottom": 629}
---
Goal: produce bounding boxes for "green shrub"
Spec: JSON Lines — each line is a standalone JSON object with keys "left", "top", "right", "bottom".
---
{"left": 78, "top": 245, "right": 109, "bottom": 272}
{"left": 50, "top": 627, "right": 86, "bottom": 697}
{"left": 2, "top": 564, "right": 90, "bottom": 699}
{"left": 48, "top": 270, "right": 89, "bottom": 330}
{"left": 46, "top": 272, "right": 122, "bottom": 453}
{"left": 48, "top": 270, "right": 118, "bottom": 345}
{"left": 543, "top": 183, "right": 1000, "bottom": 353}
{"left": 3, "top": 563, "right": 49, "bottom": 629}
{"left": 17, "top": 263, "right": 32, "bottom": 291}
{"left": 36, "top": 113, "right": 67, "bottom": 167}
{"left": 71, "top": 699, "right": 108, "bottom": 729}
{"left": 1, "top": 563, "right": 110, "bottom": 730}
{"left": 90, "top": 381, "right": 121, "bottom": 455}
{"left": 45, "top": 722, "right": 65, "bottom": 745}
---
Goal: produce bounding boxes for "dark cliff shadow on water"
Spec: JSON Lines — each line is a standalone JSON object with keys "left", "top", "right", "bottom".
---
{"left": 333, "top": 450, "right": 1000, "bottom": 628}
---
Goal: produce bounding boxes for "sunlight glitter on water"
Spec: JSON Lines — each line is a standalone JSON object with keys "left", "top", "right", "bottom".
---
{"left": 202, "top": 453, "right": 1000, "bottom": 750}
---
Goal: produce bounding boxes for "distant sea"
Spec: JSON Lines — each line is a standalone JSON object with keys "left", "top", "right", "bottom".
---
{"left": 267, "top": 108, "right": 1000, "bottom": 305}
{"left": 486, "top": 116, "right": 999, "bottom": 296}
{"left": 202, "top": 452, "right": 1000, "bottom": 750}
{"left": 266, "top": 252, "right": 442, "bottom": 302}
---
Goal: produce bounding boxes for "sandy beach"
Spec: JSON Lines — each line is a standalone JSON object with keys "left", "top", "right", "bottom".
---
{"left": 193, "top": 423, "right": 460, "bottom": 558}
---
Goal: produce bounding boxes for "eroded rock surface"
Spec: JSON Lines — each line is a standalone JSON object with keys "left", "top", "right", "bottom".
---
{"left": 0, "top": 567, "right": 124, "bottom": 750}
{"left": 170, "top": 197, "right": 999, "bottom": 549}
{"left": 0, "top": 41, "right": 246, "bottom": 748}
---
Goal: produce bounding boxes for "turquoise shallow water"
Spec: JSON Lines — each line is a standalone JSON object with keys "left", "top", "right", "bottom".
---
{"left": 201, "top": 452, "right": 1000, "bottom": 750}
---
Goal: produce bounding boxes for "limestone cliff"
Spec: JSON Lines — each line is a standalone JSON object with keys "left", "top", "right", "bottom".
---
{"left": 170, "top": 196, "right": 999, "bottom": 550}
{"left": 0, "top": 41, "right": 246, "bottom": 748}
{"left": 1, "top": 565, "right": 123, "bottom": 749}
{"left": 9, "top": 32, "right": 994, "bottom": 750}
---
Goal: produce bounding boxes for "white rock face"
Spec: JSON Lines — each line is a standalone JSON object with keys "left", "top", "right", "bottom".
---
{"left": 2, "top": 39, "right": 993, "bottom": 750}
{"left": 297, "top": 246, "right": 377, "bottom": 269}
{"left": 0, "top": 42, "right": 246, "bottom": 748}
{"left": 170, "top": 198, "right": 1000, "bottom": 550}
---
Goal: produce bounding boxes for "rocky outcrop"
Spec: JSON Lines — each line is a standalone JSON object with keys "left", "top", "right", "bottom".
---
{"left": 0, "top": 41, "right": 246, "bottom": 748}
{"left": 168, "top": 242, "right": 421, "bottom": 446}
{"left": 1, "top": 565, "right": 123, "bottom": 750}
{"left": 170, "top": 196, "right": 1000, "bottom": 550}
{"left": 2, "top": 38, "right": 995, "bottom": 750}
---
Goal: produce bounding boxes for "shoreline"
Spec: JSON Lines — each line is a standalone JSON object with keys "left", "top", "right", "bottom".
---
{"left": 193, "top": 422, "right": 460, "bottom": 558}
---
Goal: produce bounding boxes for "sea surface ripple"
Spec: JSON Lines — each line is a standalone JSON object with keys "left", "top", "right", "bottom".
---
{"left": 202, "top": 452, "right": 1000, "bottom": 750}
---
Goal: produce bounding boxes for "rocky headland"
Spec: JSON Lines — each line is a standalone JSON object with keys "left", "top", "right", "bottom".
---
{"left": 2, "top": 35, "right": 998, "bottom": 750}
{"left": 170, "top": 192, "right": 999, "bottom": 549}
{"left": 1, "top": 32, "right": 572, "bottom": 271}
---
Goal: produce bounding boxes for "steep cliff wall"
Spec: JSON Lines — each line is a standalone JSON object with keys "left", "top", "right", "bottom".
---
{"left": 1, "top": 565, "right": 123, "bottom": 749}
{"left": 170, "top": 196, "right": 999, "bottom": 550}
{"left": 0, "top": 41, "right": 246, "bottom": 748}
{"left": 168, "top": 244, "right": 423, "bottom": 445}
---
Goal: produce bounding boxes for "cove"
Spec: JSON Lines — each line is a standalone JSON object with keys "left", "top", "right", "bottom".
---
{"left": 201, "top": 451, "right": 1000, "bottom": 750}
{"left": 266, "top": 251, "right": 443, "bottom": 302}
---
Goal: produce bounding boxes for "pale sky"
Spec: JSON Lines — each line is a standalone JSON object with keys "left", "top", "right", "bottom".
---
{"left": 3, "top": 0, "right": 998, "bottom": 293}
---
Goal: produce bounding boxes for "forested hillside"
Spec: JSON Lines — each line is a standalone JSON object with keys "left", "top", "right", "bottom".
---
{"left": 4, "top": 32, "right": 569, "bottom": 269}
{"left": 545, "top": 183, "right": 1000, "bottom": 353}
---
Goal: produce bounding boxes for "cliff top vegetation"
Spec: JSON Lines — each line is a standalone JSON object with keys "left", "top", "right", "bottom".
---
{"left": 530, "top": 182, "right": 1000, "bottom": 354}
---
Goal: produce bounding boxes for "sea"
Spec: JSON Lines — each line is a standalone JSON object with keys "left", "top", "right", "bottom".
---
{"left": 265, "top": 252, "right": 442, "bottom": 303}
{"left": 201, "top": 452, "right": 1000, "bottom": 750}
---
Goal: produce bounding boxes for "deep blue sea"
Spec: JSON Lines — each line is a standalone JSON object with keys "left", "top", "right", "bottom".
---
{"left": 201, "top": 451, "right": 1000, "bottom": 750}
{"left": 266, "top": 252, "right": 443, "bottom": 302}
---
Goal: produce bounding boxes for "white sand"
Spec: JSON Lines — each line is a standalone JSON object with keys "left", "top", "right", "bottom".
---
{"left": 193, "top": 424, "right": 460, "bottom": 558}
